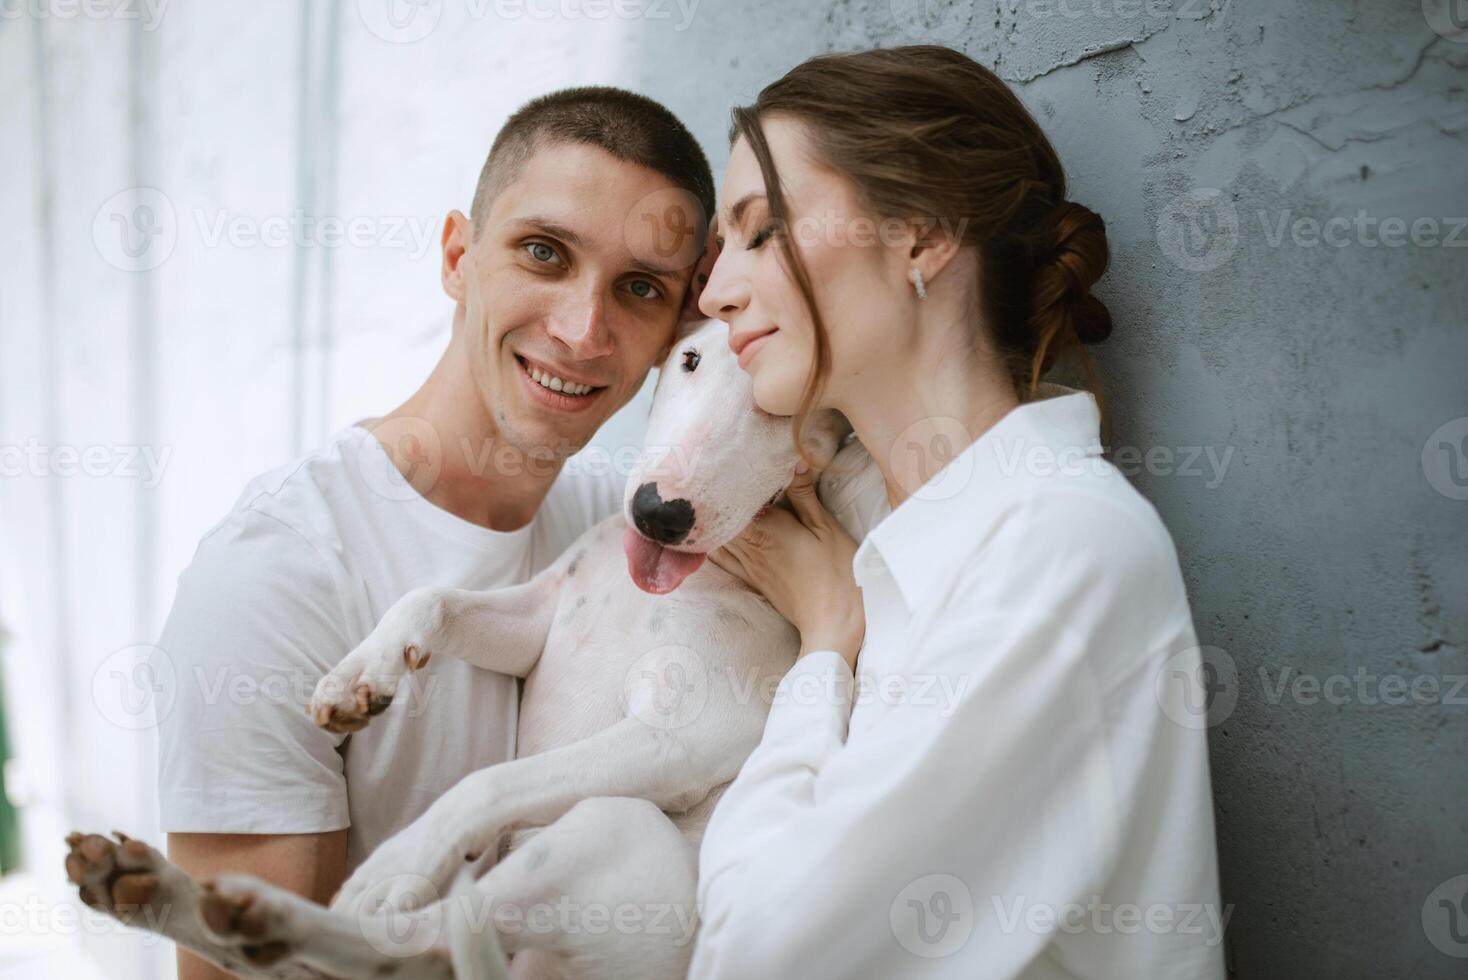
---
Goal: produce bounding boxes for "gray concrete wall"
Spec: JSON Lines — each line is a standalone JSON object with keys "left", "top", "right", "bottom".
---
{"left": 5, "top": 2, "right": 1463, "bottom": 977}
{"left": 628, "top": 1, "right": 1468, "bottom": 976}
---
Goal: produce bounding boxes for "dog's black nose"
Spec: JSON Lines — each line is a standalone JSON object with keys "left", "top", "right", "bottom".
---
{"left": 631, "top": 482, "right": 695, "bottom": 546}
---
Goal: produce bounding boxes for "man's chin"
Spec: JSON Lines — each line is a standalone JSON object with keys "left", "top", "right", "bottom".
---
{"left": 493, "top": 416, "right": 597, "bottom": 470}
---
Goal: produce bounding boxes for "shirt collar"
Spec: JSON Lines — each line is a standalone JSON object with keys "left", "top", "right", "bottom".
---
{"left": 851, "top": 388, "right": 1104, "bottom": 614}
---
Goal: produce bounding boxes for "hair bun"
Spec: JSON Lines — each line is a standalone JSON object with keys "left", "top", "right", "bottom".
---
{"left": 1045, "top": 201, "right": 1112, "bottom": 345}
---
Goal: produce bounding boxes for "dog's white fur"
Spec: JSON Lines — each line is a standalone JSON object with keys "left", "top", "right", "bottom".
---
{"left": 67, "top": 319, "right": 886, "bottom": 979}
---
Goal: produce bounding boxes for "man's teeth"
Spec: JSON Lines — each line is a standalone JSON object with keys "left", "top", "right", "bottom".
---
{"left": 527, "top": 363, "right": 595, "bottom": 396}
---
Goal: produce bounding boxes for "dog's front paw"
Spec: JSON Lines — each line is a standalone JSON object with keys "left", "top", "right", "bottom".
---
{"left": 310, "top": 588, "right": 442, "bottom": 733}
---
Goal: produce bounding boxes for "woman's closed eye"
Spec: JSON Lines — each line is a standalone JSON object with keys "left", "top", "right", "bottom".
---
{"left": 747, "top": 224, "right": 776, "bottom": 250}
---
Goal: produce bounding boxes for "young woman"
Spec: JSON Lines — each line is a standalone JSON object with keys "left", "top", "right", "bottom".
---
{"left": 690, "top": 47, "right": 1226, "bottom": 979}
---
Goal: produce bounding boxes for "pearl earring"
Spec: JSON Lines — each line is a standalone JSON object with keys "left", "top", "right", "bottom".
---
{"left": 910, "top": 267, "right": 928, "bottom": 301}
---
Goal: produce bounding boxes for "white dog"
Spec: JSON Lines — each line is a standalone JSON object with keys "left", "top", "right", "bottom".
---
{"left": 67, "top": 318, "right": 885, "bottom": 979}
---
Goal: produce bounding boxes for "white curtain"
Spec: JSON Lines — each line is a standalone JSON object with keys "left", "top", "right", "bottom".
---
{"left": 0, "top": 4, "right": 668, "bottom": 977}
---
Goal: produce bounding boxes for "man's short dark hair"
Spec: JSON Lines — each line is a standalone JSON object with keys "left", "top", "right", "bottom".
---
{"left": 471, "top": 86, "right": 715, "bottom": 241}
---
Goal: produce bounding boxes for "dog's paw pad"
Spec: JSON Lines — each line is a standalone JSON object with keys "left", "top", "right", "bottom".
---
{"left": 64, "top": 831, "right": 163, "bottom": 920}
{"left": 199, "top": 883, "right": 295, "bottom": 965}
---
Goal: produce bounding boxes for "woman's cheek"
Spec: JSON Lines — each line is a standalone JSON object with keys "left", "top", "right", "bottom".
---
{"left": 751, "top": 344, "right": 808, "bottom": 416}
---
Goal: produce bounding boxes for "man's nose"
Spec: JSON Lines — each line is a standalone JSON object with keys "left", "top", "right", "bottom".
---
{"left": 547, "top": 292, "right": 614, "bottom": 359}
{"left": 631, "top": 482, "right": 695, "bottom": 546}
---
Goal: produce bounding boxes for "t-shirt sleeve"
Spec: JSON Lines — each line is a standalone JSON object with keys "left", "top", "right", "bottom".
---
{"left": 155, "top": 507, "right": 352, "bottom": 834}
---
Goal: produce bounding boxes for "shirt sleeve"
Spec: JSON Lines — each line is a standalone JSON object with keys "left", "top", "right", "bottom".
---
{"left": 155, "top": 507, "right": 353, "bottom": 835}
{"left": 691, "top": 496, "right": 1206, "bottom": 979}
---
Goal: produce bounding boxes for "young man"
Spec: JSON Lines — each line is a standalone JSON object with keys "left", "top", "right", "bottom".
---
{"left": 156, "top": 87, "right": 714, "bottom": 980}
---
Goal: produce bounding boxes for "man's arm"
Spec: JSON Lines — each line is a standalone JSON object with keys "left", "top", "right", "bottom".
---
{"left": 154, "top": 507, "right": 356, "bottom": 978}
{"left": 168, "top": 830, "right": 347, "bottom": 980}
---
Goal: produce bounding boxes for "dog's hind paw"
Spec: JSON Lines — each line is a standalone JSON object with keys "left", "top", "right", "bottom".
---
{"left": 65, "top": 831, "right": 167, "bottom": 924}
{"left": 197, "top": 876, "right": 300, "bottom": 967}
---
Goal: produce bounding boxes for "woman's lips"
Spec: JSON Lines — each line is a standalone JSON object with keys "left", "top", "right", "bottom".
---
{"left": 734, "top": 328, "right": 778, "bottom": 369}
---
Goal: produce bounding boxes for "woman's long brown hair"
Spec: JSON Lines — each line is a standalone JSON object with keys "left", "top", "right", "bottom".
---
{"left": 729, "top": 46, "right": 1113, "bottom": 460}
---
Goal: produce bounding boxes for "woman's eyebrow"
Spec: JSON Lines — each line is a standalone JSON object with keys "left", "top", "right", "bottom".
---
{"left": 721, "top": 193, "right": 767, "bottom": 231}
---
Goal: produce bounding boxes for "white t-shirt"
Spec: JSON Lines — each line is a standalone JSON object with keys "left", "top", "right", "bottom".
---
{"left": 155, "top": 423, "right": 622, "bottom": 871}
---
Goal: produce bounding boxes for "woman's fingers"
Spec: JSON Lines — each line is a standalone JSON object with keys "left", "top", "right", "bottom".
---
{"left": 783, "top": 463, "right": 829, "bottom": 532}
{"left": 709, "top": 545, "right": 753, "bottom": 588}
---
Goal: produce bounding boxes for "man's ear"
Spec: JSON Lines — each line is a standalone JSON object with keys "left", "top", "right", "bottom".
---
{"left": 656, "top": 226, "right": 720, "bottom": 363}
{"left": 441, "top": 210, "right": 471, "bottom": 303}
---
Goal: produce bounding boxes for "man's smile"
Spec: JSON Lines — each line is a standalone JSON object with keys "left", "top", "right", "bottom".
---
{"left": 515, "top": 353, "right": 609, "bottom": 413}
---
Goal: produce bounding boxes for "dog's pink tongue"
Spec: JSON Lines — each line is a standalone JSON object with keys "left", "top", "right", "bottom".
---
{"left": 623, "top": 526, "right": 706, "bottom": 594}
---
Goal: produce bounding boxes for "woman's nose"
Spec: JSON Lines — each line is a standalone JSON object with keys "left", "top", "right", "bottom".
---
{"left": 698, "top": 250, "right": 746, "bottom": 321}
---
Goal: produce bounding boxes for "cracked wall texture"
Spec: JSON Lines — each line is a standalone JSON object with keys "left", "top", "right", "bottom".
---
{"left": 630, "top": 1, "right": 1466, "bottom": 976}
{"left": 3, "top": 2, "right": 1463, "bottom": 978}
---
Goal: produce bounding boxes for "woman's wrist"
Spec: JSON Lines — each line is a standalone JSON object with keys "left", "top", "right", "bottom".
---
{"left": 797, "top": 615, "right": 864, "bottom": 669}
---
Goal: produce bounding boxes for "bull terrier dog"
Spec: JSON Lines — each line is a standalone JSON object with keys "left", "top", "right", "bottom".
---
{"left": 67, "top": 318, "right": 885, "bottom": 979}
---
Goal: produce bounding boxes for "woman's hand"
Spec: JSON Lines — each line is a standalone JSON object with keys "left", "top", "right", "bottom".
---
{"left": 709, "top": 462, "right": 865, "bottom": 671}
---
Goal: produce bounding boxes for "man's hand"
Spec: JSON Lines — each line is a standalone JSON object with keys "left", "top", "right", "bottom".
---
{"left": 168, "top": 830, "right": 347, "bottom": 980}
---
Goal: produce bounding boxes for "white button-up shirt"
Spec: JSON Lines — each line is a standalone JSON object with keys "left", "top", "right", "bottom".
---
{"left": 690, "top": 391, "right": 1226, "bottom": 980}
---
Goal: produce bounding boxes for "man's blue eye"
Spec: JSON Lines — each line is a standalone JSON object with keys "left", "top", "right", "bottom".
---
{"left": 528, "top": 243, "right": 557, "bottom": 263}
{"left": 629, "top": 280, "right": 656, "bottom": 299}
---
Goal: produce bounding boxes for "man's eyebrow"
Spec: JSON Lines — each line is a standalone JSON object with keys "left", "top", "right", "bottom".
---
{"left": 627, "top": 256, "right": 686, "bottom": 281}
{"left": 508, "top": 215, "right": 683, "bottom": 281}
{"left": 504, "top": 216, "right": 583, "bottom": 246}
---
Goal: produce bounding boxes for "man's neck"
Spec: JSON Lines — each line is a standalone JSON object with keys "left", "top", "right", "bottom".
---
{"left": 363, "top": 340, "right": 563, "bottom": 533}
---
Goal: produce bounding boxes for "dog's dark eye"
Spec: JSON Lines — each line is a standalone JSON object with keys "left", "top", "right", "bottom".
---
{"left": 681, "top": 348, "right": 701, "bottom": 373}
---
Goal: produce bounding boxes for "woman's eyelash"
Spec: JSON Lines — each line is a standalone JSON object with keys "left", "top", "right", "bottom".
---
{"left": 746, "top": 225, "right": 775, "bottom": 250}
